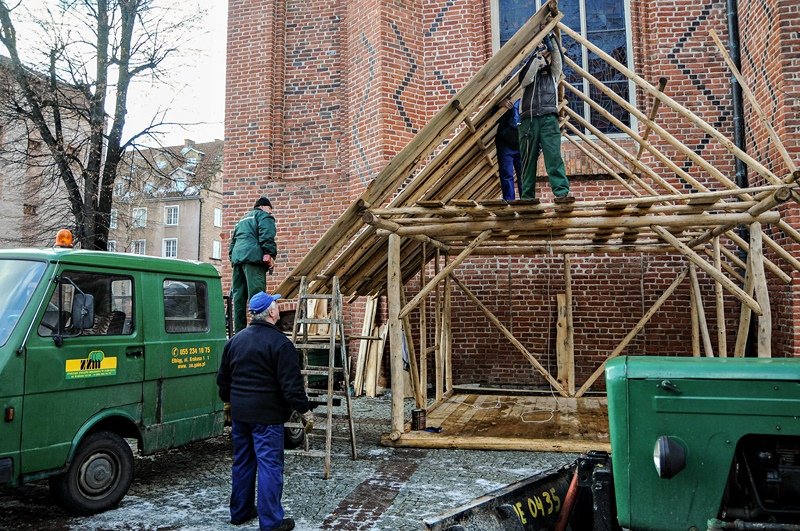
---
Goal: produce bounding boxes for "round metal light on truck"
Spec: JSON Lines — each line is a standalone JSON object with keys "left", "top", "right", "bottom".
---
{"left": 54, "top": 229, "right": 74, "bottom": 248}
{"left": 653, "top": 435, "right": 687, "bottom": 479}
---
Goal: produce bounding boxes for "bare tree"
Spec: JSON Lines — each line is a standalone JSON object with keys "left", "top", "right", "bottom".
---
{"left": 0, "top": 0, "right": 202, "bottom": 249}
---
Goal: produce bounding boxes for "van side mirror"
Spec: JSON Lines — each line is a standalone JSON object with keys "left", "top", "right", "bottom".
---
{"left": 71, "top": 293, "right": 95, "bottom": 329}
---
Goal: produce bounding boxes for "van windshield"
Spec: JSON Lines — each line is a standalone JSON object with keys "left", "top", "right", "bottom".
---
{"left": 0, "top": 260, "right": 47, "bottom": 346}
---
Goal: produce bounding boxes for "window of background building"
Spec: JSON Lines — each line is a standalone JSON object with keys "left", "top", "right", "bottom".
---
{"left": 131, "top": 240, "right": 146, "bottom": 255}
{"left": 109, "top": 209, "right": 118, "bottom": 229}
{"left": 107, "top": 240, "right": 116, "bottom": 252}
{"left": 214, "top": 207, "right": 222, "bottom": 228}
{"left": 212, "top": 240, "right": 221, "bottom": 260}
{"left": 174, "top": 175, "right": 187, "bottom": 193}
{"left": 163, "top": 238, "right": 178, "bottom": 258}
{"left": 165, "top": 205, "right": 179, "bottom": 226}
{"left": 132, "top": 207, "right": 147, "bottom": 228}
{"left": 495, "top": 0, "right": 632, "bottom": 135}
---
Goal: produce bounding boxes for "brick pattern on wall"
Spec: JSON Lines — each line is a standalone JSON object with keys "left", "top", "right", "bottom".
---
{"left": 225, "top": 0, "right": 800, "bottom": 389}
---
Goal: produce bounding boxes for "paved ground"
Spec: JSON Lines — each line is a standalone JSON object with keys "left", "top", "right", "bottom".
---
{"left": 0, "top": 396, "right": 576, "bottom": 530}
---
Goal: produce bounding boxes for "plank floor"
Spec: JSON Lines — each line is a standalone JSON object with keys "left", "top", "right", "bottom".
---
{"left": 381, "top": 393, "right": 610, "bottom": 453}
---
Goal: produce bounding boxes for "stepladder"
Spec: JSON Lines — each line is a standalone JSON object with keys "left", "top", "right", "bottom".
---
{"left": 287, "top": 276, "right": 357, "bottom": 479}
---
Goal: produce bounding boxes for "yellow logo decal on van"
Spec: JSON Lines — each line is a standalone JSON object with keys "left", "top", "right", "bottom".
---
{"left": 65, "top": 350, "right": 117, "bottom": 379}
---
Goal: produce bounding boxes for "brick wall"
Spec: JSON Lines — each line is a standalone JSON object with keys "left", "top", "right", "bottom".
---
{"left": 225, "top": 0, "right": 800, "bottom": 389}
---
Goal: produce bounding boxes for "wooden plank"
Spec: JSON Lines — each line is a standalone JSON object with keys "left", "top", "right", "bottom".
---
{"left": 564, "top": 255, "right": 575, "bottom": 395}
{"left": 381, "top": 434, "right": 611, "bottom": 454}
{"left": 419, "top": 242, "right": 428, "bottom": 404}
{"left": 556, "top": 293, "right": 569, "bottom": 383}
{"left": 354, "top": 296, "right": 378, "bottom": 395}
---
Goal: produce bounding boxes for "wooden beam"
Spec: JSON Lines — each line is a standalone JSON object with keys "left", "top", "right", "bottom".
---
{"left": 560, "top": 23, "right": 783, "bottom": 186}
{"left": 450, "top": 275, "right": 568, "bottom": 396}
{"left": 652, "top": 226, "right": 762, "bottom": 315}
{"left": 709, "top": 29, "right": 797, "bottom": 174}
{"left": 399, "top": 230, "right": 491, "bottom": 320}
{"left": 713, "top": 237, "right": 728, "bottom": 358}
{"left": 750, "top": 222, "right": 771, "bottom": 357}
{"left": 434, "top": 249, "right": 443, "bottom": 402}
{"left": 419, "top": 242, "right": 428, "bottom": 403}
{"left": 576, "top": 268, "right": 689, "bottom": 397}
{"left": 733, "top": 251, "right": 756, "bottom": 358}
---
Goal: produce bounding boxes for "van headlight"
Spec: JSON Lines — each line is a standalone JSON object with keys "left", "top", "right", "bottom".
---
{"left": 653, "top": 436, "right": 686, "bottom": 479}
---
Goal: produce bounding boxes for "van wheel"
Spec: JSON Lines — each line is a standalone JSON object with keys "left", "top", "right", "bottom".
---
{"left": 49, "top": 431, "right": 134, "bottom": 515}
{"left": 284, "top": 411, "right": 306, "bottom": 449}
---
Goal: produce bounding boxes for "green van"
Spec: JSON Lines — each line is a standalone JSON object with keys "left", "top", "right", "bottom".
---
{"left": 0, "top": 246, "right": 227, "bottom": 514}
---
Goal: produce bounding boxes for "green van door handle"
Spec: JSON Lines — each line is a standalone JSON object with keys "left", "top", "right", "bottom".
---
{"left": 126, "top": 348, "right": 143, "bottom": 358}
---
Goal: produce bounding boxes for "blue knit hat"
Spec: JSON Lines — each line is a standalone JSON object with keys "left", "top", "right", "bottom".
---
{"left": 249, "top": 292, "right": 281, "bottom": 313}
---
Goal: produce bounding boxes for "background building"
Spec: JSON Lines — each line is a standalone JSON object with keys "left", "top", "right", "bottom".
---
{"left": 110, "top": 139, "right": 225, "bottom": 273}
{"left": 224, "top": 0, "right": 800, "bottom": 387}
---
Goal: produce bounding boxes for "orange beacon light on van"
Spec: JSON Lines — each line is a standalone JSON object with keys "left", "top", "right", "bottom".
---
{"left": 54, "top": 229, "right": 74, "bottom": 248}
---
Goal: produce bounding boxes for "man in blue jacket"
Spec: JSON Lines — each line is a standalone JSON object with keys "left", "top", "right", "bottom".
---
{"left": 229, "top": 197, "right": 277, "bottom": 333}
{"left": 217, "top": 292, "right": 313, "bottom": 531}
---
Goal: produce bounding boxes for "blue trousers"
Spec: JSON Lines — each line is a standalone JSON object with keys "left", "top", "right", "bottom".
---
{"left": 230, "top": 421, "right": 285, "bottom": 530}
{"left": 496, "top": 142, "right": 522, "bottom": 201}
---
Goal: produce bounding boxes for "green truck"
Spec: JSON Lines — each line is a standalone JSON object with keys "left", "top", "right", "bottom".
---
{"left": 425, "top": 355, "right": 800, "bottom": 530}
{"left": 0, "top": 245, "right": 228, "bottom": 515}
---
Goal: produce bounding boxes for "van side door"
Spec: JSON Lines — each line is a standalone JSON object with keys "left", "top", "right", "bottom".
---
{"left": 21, "top": 268, "right": 143, "bottom": 475}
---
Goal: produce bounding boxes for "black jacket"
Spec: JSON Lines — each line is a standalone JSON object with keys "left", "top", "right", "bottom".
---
{"left": 217, "top": 320, "right": 310, "bottom": 425}
{"left": 518, "top": 36, "right": 563, "bottom": 119}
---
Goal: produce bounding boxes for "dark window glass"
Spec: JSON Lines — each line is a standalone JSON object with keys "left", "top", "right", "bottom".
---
{"left": 163, "top": 279, "right": 209, "bottom": 333}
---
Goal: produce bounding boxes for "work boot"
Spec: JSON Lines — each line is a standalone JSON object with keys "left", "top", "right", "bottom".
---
{"left": 231, "top": 507, "right": 258, "bottom": 525}
{"left": 263, "top": 518, "right": 295, "bottom": 531}
{"left": 554, "top": 195, "right": 575, "bottom": 204}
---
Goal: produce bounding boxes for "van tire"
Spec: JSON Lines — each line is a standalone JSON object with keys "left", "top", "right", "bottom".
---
{"left": 284, "top": 410, "right": 306, "bottom": 449}
{"left": 49, "top": 431, "right": 134, "bottom": 515}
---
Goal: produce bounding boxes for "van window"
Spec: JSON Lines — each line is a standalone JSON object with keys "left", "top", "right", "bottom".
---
{"left": 0, "top": 259, "right": 46, "bottom": 346}
{"left": 163, "top": 280, "right": 208, "bottom": 333}
{"left": 39, "top": 272, "right": 134, "bottom": 337}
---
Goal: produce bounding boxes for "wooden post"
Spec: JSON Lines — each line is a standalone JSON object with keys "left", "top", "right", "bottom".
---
{"left": 713, "top": 237, "right": 728, "bottom": 357}
{"left": 419, "top": 242, "right": 427, "bottom": 404}
{"left": 434, "top": 249, "right": 442, "bottom": 402}
{"left": 750, "top": 222, "right": 772, "bottom": 357}
{"left": 733, "top": 256, "right": 755, "bottom": 358}
{"left": 387, "top": 233, "right": 405, "bottom": 438}
{"left": 689, "top": 263, "right": 714, "bottom": 357}
{"left": 577, "top": 268, "right": 689, "bottom": 397}
{"left": 563, "top": 255, "right": 575, "bottom": 394}
{"left": 689, "top": 272, "right": 700, "bottom": 357}
{"left": 443, "top": 260, "right": 453, "bottom": 393}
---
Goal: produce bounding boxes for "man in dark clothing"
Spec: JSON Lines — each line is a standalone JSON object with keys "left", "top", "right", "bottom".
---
{"left": 518, "top": 32, "right": 573, "bottom": 203}
{"left": 217, "top": 291, "right": 312, "bottom": 531}
{"left": 229, "top": 197, "right": 278, "bottom": 333}
{"left": 495, "top": 98, "right": 522, "bottom": 201}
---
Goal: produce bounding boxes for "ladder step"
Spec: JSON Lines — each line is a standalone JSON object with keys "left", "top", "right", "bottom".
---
{"left": 295, "top": 343, "right": 342, "bottom": 350}
{"left": 301, "top": 369, "right": 330, "bottom": 376}
{"left": 285, "top": 449, "right": 328, "bottom": 458}
{"left": 296, "top": 318, "right": 335, "bottom": 325}
{"left": 305, "top": 364, "right": 343, "bottom": 372}
{"left": 300, "top": 294, "right": 333, "bottom": 300}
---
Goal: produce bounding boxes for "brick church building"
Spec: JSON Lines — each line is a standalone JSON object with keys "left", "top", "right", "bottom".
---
{"left": 223, "top": 0, "right": 800, "bottom": 388}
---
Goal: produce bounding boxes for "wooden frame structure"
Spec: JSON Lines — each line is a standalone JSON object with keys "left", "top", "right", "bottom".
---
{"left": 276, "top": 1, "right": 800, "bottom": 450}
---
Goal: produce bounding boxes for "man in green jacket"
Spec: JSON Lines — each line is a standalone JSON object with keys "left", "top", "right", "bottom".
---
{"left": 229, "top": 197, "right": 277, "bottom": 333}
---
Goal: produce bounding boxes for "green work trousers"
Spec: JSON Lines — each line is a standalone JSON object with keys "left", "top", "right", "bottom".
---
{"left": 231, "top": 262, "right": 268, "bottom": 333}
{"left": 519, "top": 113, "right": 569, "bottom": 199}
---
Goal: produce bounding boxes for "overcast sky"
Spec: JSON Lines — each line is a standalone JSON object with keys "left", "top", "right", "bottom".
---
{"left": 8, "top": 1, "right": 227, "bottom": 148}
